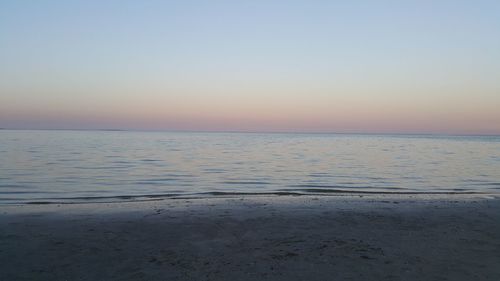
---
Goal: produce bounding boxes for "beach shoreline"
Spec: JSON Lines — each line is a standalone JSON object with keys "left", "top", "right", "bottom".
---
{"left": 1, "top": 194, "right": 500, "bottom": 280}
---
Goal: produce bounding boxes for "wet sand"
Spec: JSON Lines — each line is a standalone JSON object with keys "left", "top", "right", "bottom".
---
{"left": 1, "top": 194, "right": 500, "bottom": 280}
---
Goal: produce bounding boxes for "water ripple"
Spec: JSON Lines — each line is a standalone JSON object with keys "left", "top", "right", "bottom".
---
{"left": 1, "top": 130, "right": 499, "bottom": 203}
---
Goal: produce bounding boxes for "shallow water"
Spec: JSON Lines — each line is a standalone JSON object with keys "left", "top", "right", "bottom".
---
{"left": 1, "top": 130, "right": 499, "bottom": 203}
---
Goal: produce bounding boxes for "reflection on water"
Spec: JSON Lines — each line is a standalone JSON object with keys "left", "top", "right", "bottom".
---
{"left": 1, "top": 130, "right": 499, "bottom": 203}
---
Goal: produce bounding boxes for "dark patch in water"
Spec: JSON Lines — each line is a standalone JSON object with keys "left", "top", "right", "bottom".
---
{"left": 0, "top": 191, "right": 54, "bottom": 194}
{"left": 136, "top": 178, "right": 179, "bottom": 182}
{"left": 0, "top": 184, "right": 34, "bottom": 189}
{"left": 222, "top": 181, "right": 271, "bottom": 185}
{"left": 280, "top": 188, "right": 480, "bottom": 195}
{"left": 290, "top": 184, "right": 403, "bottom": 190}
{"left": 26, "top": 201, "right": 53, "bottom": 205}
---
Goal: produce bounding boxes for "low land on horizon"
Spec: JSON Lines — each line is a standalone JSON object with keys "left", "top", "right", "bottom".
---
{"left": 2, "top": 128, "right": 500, "bottom": 137}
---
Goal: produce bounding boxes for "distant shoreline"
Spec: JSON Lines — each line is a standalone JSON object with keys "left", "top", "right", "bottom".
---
{"left": 1, "top": 128, "right": 499, "bottom": 137}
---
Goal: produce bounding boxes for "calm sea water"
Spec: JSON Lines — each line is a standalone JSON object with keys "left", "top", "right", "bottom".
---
{"left": 1, "top": 130, "right": 499, "bottom": 203}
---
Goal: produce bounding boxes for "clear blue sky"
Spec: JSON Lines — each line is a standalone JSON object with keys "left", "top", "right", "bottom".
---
{"left": 1, "top": 0, "right": 499, "bottom": 134}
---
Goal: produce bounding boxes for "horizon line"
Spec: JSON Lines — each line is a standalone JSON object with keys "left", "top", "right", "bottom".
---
{"left": 1, "top": 128, "right": 499, "bottom": 137}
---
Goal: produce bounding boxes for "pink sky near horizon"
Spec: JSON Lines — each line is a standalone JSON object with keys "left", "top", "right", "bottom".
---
{"left": 2, "top": 95, "right": 499, "bottom": 135}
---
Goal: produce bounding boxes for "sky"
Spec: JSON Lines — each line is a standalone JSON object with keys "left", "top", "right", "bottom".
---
{"left": 1, "top": 0, "right": 499, "bottom": 134}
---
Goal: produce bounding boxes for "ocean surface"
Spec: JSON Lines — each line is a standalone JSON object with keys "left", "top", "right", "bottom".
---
{"left": 1, "top": 130, "right": 500, "bottom": 204}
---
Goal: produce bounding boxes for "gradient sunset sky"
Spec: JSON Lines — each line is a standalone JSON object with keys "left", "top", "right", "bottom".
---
{"left": 1, "top": 1, "right": 499, "bottom": 134}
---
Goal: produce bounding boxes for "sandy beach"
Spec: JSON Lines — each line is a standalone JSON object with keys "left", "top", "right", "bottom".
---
{"left": 1, "top": 194, "right": 500, "bottom": 280}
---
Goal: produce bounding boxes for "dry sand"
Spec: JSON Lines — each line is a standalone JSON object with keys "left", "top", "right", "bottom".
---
{"left": 1, "top": 194, "right": 500, "bottom": 280}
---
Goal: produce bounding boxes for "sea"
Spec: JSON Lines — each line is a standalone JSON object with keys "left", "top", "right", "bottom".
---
{"left": 1, "top": 130, "right": 499, "bottom": 204}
